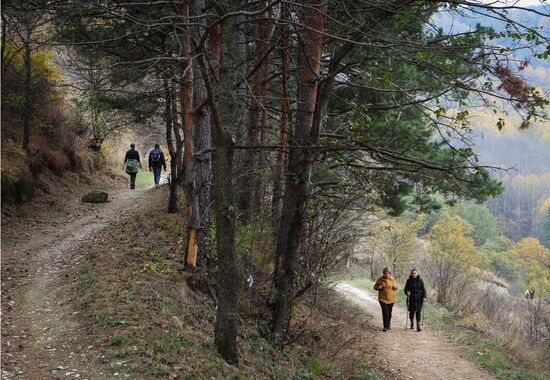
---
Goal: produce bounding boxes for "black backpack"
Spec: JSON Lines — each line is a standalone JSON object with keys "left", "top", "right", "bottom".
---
{"left": 150, "top": 150, "right": 161, "bottom": 163}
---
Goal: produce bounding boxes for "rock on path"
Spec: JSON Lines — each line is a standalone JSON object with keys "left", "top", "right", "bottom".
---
{"left": 2, "top": 188, "right": 149, "bottom": 379}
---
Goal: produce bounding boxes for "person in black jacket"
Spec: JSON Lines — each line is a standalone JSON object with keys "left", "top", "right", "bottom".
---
{"left": 404, "top": 268, "right": 427, "bottom": 332}
{"left": 123, "top": 143, "right": 141, "bottom": 189}
{"left": 148, "top": 144, "right": 166, "bottom": 188}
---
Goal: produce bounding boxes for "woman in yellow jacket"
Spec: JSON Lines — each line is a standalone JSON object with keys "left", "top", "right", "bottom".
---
{"left": 373, "top": 267, "right": 398, "bottom": 331}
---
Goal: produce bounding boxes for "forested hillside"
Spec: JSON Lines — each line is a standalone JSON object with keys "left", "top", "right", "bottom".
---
{"left": 432, "top": 6, "right": 550, "bottom": 241}
{"left": 469, "top": 113, "right": 550, "bottom": 240}
{"left": 2, "top": 0, "right": 549, "bottom": 379}
{"left": 0, "top": 20, "right": 101, "bottom": 204}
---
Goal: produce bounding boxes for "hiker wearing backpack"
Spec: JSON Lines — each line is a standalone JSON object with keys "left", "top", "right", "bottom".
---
{"left": 374, "top": 267, "right": 398, "bottom": 331}
{"left": 124, "top": 143, "right": 141, "bottom": 189}
{"left": 148, "top": 144, "right": 166, "bottom": 188}
{"left": 404, "top": 268, "right": 427, "bottom": 332}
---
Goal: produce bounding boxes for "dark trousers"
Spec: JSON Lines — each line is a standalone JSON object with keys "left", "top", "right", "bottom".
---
{"left": 129, "top": 173, "right": 137, "bottom": 188}
{"left": 409, "top": 311, "right": 421, "bottom": 322}
{"left": 379, "top": 301, "right": 394, "bottom": 329}
{"left": 409, "top": 300, "right": 423, "bottom": 323}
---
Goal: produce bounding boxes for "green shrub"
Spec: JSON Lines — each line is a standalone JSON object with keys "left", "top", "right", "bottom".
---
{"left": 307, "top": 356, "right": 325, "bottom": 375}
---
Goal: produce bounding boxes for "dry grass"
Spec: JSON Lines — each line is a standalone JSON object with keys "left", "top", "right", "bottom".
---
{"left": 1, "top": 119, "right": 105, "bottom": 206}
{"left": 72, "top": 190, "right": 394, "bottom": 379}
{"left": 42, "top": 150, "right": 71, "bottom": 175}
{"left": 338, "top": 268, "right": 550, "bottom": 380}
{"left": 1, "top": 143, "right": 35, "bottom": 204}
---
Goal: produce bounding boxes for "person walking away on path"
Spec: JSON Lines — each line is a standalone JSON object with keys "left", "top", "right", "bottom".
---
{"left": 124, "top": 143, "right": 141, "bottom": 189}
{"left": 374, "top": 267, "right": 398, "bottom": 331}
{"left": 148, "top": 144, "right": 166, "bottom": 188}
{"left": 404, "top": 268, "right": 427, "bottom": 332}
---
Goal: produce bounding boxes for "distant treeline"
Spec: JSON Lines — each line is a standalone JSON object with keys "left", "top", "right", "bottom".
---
{"left": 485, "top": 173, "right": 550, "bottom": 241}
{"left": 475, "top": 127, "right": 550, "bottom": 176}
{"left": 469, "top": 127, "right": 550, "bottom": 240}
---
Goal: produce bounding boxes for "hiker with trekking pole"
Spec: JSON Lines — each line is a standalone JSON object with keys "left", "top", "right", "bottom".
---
{"left": 374, "top": 267, "right": 398, "bottom": 332}
{"left": 404, "top": 268, "right": 427, "bottom": 332}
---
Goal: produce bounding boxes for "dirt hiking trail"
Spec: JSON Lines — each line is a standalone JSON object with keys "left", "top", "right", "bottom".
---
{"left": 2, "top": 183, "right": 499, "bottom": 380}
{"left": 2, "top": 187, "right": 155, "bottom": 380}
{"left": 335, "top": 283, "right": 497, "bottom": 380}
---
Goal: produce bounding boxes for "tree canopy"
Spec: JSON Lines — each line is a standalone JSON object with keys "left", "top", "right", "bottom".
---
{"left": 3, "top": 0, "right": 548, "bottom": 362}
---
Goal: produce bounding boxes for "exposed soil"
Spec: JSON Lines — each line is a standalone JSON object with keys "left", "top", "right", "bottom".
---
{"left": 1, "top": 178, "right": 153, "bottom": 379}
{"left": 335, "top": 283, "right": 498, "bottom": 380}
{"left": 2, "top": 170, "right": 502, "bottom": 379}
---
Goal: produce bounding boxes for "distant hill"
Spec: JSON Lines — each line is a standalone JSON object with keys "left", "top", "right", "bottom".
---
{"left": 466, "top": 110, "right": 550, "bottom": 240}
{"left": 432, "top": 5, "right": 550, "bottom": 175}
{"left": 469, "top": 113, "right": 550, "bottom": 176}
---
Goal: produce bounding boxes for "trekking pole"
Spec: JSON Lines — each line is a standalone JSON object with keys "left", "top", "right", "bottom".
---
{"left": 420, "top": 298, "right": 428, "bottom": 328}
{"left": 405, "top": 296, "right": 409, "bottom": 330}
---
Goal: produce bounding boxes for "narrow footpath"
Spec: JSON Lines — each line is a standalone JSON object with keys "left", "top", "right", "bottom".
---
{"left": 335, "top": 283, "right": 497, "bottom": 380}
{"left": 2, "top": 188, "right": 152, "bottom": 379}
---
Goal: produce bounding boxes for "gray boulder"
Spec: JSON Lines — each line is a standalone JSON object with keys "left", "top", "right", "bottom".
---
{"left": 81, "top": 191, "right": 108, "bottom": 203}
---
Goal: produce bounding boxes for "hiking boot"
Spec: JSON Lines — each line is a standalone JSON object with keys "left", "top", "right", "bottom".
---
{"left": 417, "top": 326, "right": 422, "bottom": 332}
{"left": 130, "top": 184, "right": 135, "bottom": 189}
{"left": 383, "top": 327, "right": 388, "bottom": 332}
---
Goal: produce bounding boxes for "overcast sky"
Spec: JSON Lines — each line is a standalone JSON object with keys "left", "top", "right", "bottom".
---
{"left": 479, "top": 0, "right": 547, "bottom": 6}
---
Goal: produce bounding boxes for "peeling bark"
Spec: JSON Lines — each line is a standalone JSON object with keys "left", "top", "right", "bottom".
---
{"left": 189, "top": 0, "right": 213, "bottom": 266}
{"left": 181, "top": 2, "right": 200, "bottom": 266}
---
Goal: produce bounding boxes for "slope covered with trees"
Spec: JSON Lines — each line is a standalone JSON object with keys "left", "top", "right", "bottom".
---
{"left": 2, "top": 0, "right": 549, "bottom": 375}
{"left": 462, "top": 113, "right": 550, "bottom": 240}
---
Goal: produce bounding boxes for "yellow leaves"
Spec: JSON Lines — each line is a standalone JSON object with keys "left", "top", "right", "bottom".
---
{"left": 428, "top": 213, "right": 479, "bottom": 304}
{"left": 513, "top": 237, "right": 550, "bottom": 267}
{"left": 428, "top": 212, "right": 477, "bottom": 267}
{"left": 369, "top": 216, "right": 423, "bottom": 278}
{"left": 540, "top": 197, "right": 550, "bottom": 211}
{"left": 526, "top": 261, "right": 550, "bottom": 295}
{"left": 510, "top": 174, "right": 543, "bottom": 189}
{"left": 537, "top": 197, "right": 550, "bottom": 220}
{"left": 503, "top": 237, "right": 550, "bottom": 296}
{"left": 464, "top": 106, "right": 550, "bottom": 142}
{"left": 3, "top": 40, "right": 61, "bottom": 83}
{"left": 32, "top": 49, "right": 61, "bottom": 82}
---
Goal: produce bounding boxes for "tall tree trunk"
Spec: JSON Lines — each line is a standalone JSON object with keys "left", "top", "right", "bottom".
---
{"left": 190, "top": 0, "right": 212, "bottom": 267}
{"left": 164, "top": 80, "right": 179, "bottom": 213}
{"left": 271, "top": 5, "right": 291, "bottom": 221}
{"left": 197, "top": 6, "right": 243, "bottom": 363}
{"left": 269, "top": 0, "right": 405, "bottom": 337}
{"left": 271, "top": 0, "right": 324, "bottom": 339}
{"left": 170, "top": 80, "right": 184, "bottom": 212}
{"left": 1, "top": 10, "right": 7, "bottom": 82}
{"left": 237, "top": 16, "right": 265, "bottom": 222}
{"left": 252, "top": 14, "right": 275, "bottom": 217}
{"left": 210, "top": 22, "right": 221, "bottom": 63}
{"left": 181, "top": 3, "right": 200, "bottom": 267}
{"left": 233, "top": 14, "right": 248, "bottom": 145}
{"left": 22, "top": 34, "right": 32, "bottom": 150}
{"left": 212, "top": 124, "right": 239, "bottom": 364}
{"left": 171, "top": 82, "right": 184, "bottom": 184}
{"left": 231, "top": 13, "right": 249, "bottom": 206}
